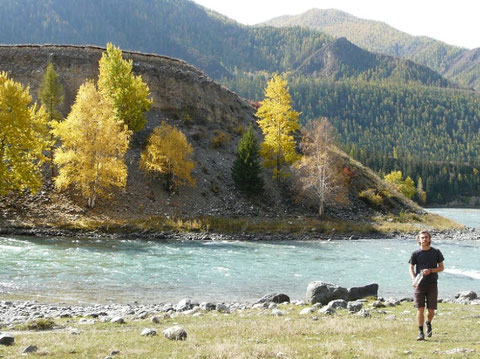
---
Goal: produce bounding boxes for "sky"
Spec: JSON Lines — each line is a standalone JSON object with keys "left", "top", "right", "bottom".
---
{"left": 193, "top": 0, "right": 479, "bottom": 49}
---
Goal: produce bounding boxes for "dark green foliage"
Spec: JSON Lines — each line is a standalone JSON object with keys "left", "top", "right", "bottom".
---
{"left": 232, "top": 124, "right": 264, "bottom": 195}
{"left": 224, "top": 74, "right": 480, "bottom": 204}
{"left": 38, "top": 62, "right": 64, "bottom": 122}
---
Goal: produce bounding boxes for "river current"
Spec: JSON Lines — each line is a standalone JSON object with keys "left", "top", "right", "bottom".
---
{"left": 1, "top": 209, "right": 479, "bottom": 304}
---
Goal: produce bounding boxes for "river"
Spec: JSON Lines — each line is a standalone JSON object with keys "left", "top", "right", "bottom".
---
{"left": 0, "top": 209, "right": 479, "bottom": 304}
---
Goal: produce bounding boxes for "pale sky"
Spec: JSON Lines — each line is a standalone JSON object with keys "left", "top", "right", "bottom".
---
{"left": 193, "top": 0, "right": 479, "bottom": 49}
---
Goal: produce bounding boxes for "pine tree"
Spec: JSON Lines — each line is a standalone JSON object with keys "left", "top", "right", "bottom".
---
{"left": 231, "top": 123, "right": 264, "bottom": 195}
{"left": 98, "top": 43, "right": 153, "bottom": 132}
{"left": 0, "top": 72, "right": 49, "bottom": 195}
{"left": 256, "top": 73, "right": 300, "bottom": 182}
{"left": 38, "top": 62, "right": 64, "bottom": 178}
{"left": 140, "top": 122, "right": 196, "bottom": 192}
{"left": 52, "top": 81, "right": 131, "bottom": 208}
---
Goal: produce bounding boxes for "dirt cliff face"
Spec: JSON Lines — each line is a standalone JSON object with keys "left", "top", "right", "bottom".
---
{"left": 0, "top": 45, "right": 286, "bottom": 220}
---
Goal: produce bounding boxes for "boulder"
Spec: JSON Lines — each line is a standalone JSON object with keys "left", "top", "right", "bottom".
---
{"left": 163, "top": 325, "right": 187, "bottom": 341}
{"left": 318, "top": 306, "right": 336, "bottom": 315}
{"left": 327, "top": 299, "right": 347, "bottom": 310}
{"left": 347, "top": 301, "right": 363, "bottom": 312}
{"left": 306, "top": 281, "right": 349, "bottom": 305}
{"left": 455, "top": 291, "right": 478, "bottom": 302}
{"left": 255, "top": 293, "right": 290, "bottom": 304}
{"left": 348, "top": 284, "right": 379, "bottom": 301}
{"left": 199, "top": 302, "right": 216, "bottom": 311}
{"left": 176, "top": 299, "right": 195, "bottom": 312}
{"left": 0, "top": 333, "right": 14, "bottom": 346}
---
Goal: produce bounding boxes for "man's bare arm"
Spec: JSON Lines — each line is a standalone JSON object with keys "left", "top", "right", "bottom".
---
{"left": 409, "top": 264, "right": 416, "bottom": 280}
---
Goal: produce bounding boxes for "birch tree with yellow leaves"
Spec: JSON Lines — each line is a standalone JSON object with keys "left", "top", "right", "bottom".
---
{"left": 98, "top": 43, "right": 153, "bottom": 133}
{"left": 0, "top": 72, "right": 49, "bottom": 195}
{"left": 52, "top": 81, "right": 131, "bottom": 208}
{"left": 140, "top": 122, "right": 195, "bottom": 192}
{"left": 256, "top": 74, "right": 300, "bottom": 182}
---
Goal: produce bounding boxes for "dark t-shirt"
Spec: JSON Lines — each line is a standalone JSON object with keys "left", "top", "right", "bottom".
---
{"left": 409, "top": 247, "right": 445, "bottom": 285}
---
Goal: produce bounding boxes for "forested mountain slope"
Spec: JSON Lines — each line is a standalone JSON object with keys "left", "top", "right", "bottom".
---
{"left": 262, "top": 8, "right": 480, "bottom": 90}
{"left": 1, "top": 0, "right": 480, "bottom": 205}
{"left": 0, "top": 0, "right": 453, "bottom": 88}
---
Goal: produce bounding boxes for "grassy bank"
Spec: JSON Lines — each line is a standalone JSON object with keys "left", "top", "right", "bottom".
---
{"left": 19, "top": 212, "right": 463, "bottom": 237}
{"left": 1, "top": 300, "right": 479, "bottom": 358}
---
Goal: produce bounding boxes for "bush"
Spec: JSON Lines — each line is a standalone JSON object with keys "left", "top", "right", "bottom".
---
{"left": 359, "top": 188, "right": 383, "bottom": 207}
{"left": 17, "top": 318, "right": 56, "bottom": 331}
{"left": 210, "top": 130, "right": 230, "bottom": 148}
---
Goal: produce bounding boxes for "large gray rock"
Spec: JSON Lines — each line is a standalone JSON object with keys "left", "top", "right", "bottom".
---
{"left": 255, "top": 293, "right": 290, "bottom": 304}
{"left": 306, "top": 282, "right": 349, "bottom": 305}
{"left": 163, "top": 325, "right": 187, "bottom": 341}
{"left": 0, "top": 333, "right": 14, "bottom": 346}
{"left": 455, "top": 291, "right": 478, "bottom": 302}
{"left": 348, "top": 284, "right": 379, "bottom": 301}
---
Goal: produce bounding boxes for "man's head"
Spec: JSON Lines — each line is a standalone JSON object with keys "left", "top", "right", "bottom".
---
{"left": 417, "top": 230, "right": 431, "bottom": 247}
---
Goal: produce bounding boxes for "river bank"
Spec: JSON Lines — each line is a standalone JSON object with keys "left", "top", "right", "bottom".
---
{"left": 1, "top": 295, "right": 479, "bottom": 358}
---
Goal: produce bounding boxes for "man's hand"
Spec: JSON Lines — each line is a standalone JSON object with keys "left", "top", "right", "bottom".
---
{"left": 422, "top": 268, "right": 432, "bottom": 275}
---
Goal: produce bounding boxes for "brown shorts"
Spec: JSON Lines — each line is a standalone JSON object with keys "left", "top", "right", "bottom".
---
{"left": 414, "top": 284, "right": 438, "bottom": 309}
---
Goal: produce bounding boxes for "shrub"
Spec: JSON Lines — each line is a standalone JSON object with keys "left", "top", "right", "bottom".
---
{"left": 210, "top": 130, "right": 230, "bottom": 148}
{"left": 359, "top": 188, "right": 383, "bottom": 207}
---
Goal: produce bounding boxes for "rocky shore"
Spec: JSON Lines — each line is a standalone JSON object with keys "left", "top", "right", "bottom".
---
{"left": 1, "top": 225, "right": 479, "bottom": 242}
{"left": 1, "top": 286, "right": 478, "bottom": 330}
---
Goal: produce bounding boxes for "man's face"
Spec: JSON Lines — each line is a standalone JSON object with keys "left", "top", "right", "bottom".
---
{"left": 419, "top": 234, "right": 431, "bottom": 246}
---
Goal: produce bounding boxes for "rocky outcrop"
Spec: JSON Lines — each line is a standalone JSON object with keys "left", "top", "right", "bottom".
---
{"left": 306, "top": 281, "right": 379, "bottom": 305}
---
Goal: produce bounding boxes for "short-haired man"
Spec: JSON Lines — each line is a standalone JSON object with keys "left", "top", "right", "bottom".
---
{"left": 409, "top": 230, "right": 444, "bottom": 341}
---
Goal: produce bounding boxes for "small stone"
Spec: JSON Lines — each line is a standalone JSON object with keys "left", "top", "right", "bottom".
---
{"left": 140, "top": 328, "right": 157, "bottom": 336}
{"left": 110, "top": 350, "right": 120, "bottom": 356}
{"left": 385, "top": 315, "right": 396, "bottom": 321}
{"left": 110, "top": 317, "right": 125, "bottom": 324}
{"left": 271, "top": 309, "right": 283, "bottom": 316}
{"left": 163, "top": 325, "right": 187, "bottom": 341}
{"left": 300, "top": 307, "right": 314, "bottom": 315}
{"left": 23, "top": 345, "right": 38, "bottom": 353}
{"left": 0, "top": 333, "right": 14, "bottom": 346}
{"left": 150, "top": 316, "right": 160, "bottom": 324}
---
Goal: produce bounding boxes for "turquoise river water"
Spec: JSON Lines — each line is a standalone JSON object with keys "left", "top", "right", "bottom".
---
{"left": 0, "top": 209, "right": 479, "bottom": 304}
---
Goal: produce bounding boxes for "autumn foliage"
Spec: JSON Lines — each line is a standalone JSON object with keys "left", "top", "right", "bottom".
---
{"left": 140, "top": 122, "right": 196, "bottom": 192}
{"left": 0, "top": 72, "right": 49, "bottom": 195}
{"left": 52, "top": 81, "right": 131, "bottom": 207}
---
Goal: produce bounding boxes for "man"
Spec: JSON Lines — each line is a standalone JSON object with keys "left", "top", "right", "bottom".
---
{"left": 409, "top": 230, "right": 444, "bottom": 341}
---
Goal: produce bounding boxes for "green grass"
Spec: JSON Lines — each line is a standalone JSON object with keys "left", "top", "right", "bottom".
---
{"left": 1, "top": 301, "right": 479, "bottom": 358}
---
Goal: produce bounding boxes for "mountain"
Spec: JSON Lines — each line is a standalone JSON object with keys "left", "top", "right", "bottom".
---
{"left": 1, "top": 0, "right": 479, "bottom": 204}
{"left": 261, "top": 8, "right": 480, "bottom": 90}
{"left": 0, "top": 45, "right": 419, "bottom": 224}
{"left": 296, "top": 37, "right": 451, "bottom": 87}
{"left": 0, "top": 0, "right": 453, "bottom": 88}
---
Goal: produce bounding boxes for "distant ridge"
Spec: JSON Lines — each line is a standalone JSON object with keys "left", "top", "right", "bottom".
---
{"left": 261, "top": 8, "right": 480, "bottom": 89}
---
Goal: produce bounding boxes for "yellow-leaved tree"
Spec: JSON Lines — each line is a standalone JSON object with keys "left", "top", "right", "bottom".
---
{"left": 256, "top": 74, "right": 300, "bottom": 181}
{"left": 52, "top": 81, "right": 131, "bottom": 207}
{"left": 384, "top": 170, "right": 416, "bottom": 199}
{"left": 98, "top": 43, "right": 153, "bottom": 133}
{"left": 0, "top": 72, "right": 49, "bottom": 195}
{"left": 140, "top": 122, "right": 195, "bottom": 192}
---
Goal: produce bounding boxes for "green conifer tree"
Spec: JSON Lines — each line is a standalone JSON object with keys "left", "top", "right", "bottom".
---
{"left": 38, "top": 63, "right": 64, "bottom": 178}
{"left": 231, "top": 123, "right": 264, "bottom": 195}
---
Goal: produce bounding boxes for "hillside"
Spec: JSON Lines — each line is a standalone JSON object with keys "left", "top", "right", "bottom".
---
{"left": 296, "top": 37, "right": 452, "bottom": 87}
{"left": 0, "top": 0, "right": 454, "bottom": 88}
{"left": 261, "top": 8, "right": 480, "bottom": 90}
{"left": 0, "top": 45, "right": 421, "bottom": 229}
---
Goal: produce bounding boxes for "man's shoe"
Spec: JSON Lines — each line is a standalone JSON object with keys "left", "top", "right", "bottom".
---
{"left": 417, "top": 332, "right": 425, "bottom": 341}
{"left": 426, "top": 323, "right": 432, "bottom": 337}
